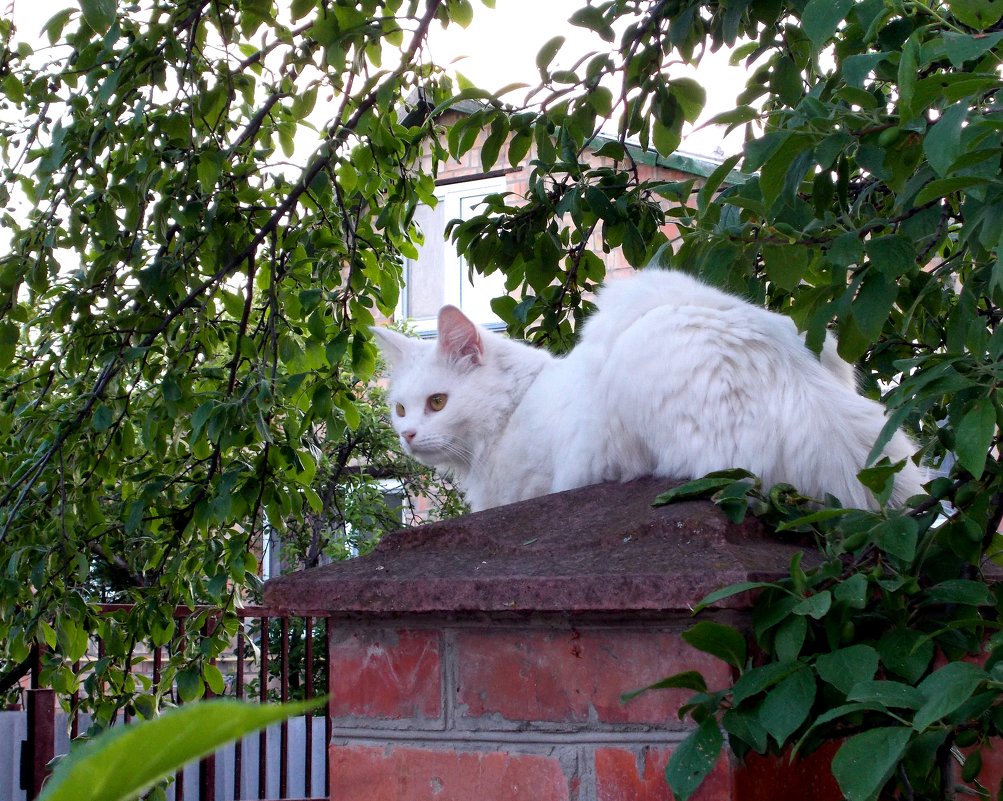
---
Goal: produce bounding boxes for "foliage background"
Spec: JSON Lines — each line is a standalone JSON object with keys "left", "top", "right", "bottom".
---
{"left": 2, "top": 0, "right": 1003, "bottom": 798}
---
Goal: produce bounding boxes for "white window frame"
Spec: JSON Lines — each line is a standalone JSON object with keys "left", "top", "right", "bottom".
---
{"left": 398, "top": 175, "right": 508, "bottom": 337}
{"left": 260, "top": 524, "right": 281, "bottom": 582}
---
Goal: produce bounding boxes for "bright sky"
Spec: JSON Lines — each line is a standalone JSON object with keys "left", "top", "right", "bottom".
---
{"left": 9, "top": 0, "right": 747, "bottom": 159}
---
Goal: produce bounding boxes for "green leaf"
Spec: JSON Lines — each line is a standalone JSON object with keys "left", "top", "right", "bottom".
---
{"left": 697, "top": 154, "right": 742, "bottom": 213}
{"left": 913, "top": 662, "right": 987, "bottom": 731}
{"left": 816, "top": 645, "right": 880, "bottom": 695}
{"left": 692, "top": 581, "right": 782, "bottom": 614}
{"left": 569, "top": 6, "right": 613, "bottom": 40}
{"left": 56, "top": 620, "right": 89, "bottom": 663}
{"left": 723, "top": 705, "right": 769, "bottom": 752}
{"left": 665, "top": 717, "right": 723, "bottom": 801}
{"left": 652, "top": 476, "right": 738, "bottom": 504}
{"left": 878, "top": 629, "right": 935, "bottom": 684}
{"left": 842, "top": 53, "right": 889, "bottom": 88}
{"left": 914, "top": 175, "right": 992, "bottom": 206}
{"left": 622, "top": 223, "right": 648, "bottom": 267}
{"left": 621, "top": 670, "right": 708, "bottom": 703}
{"left": 846, "top": 680, "right": 925, "bottom": 710}
{"left": 850, "top": 272, "right": 898, "bottom": 340}
{"left": 682, "top": 621, "right": 747, "bottom": 669}
{"left": 857, "top": 459, "right": 906, "bottom": 506}
{"left": 2, "top": 75, "right": 26, "bottom": 104}
{"left": 744, "top": 131, "right": 791, "bottom": 173}
{"left": 831, "top": 727, "right": 912, "bottom": 801}
{"left": 770, "top": 56, "right": 802, "bottom": 106}
{"left": 942, "top": 30, "right": 1003, "bottom": 66}
{"left": 732, "top": 662, "right": 801, "bottom": 705}
{"left": 833, "top": 572, "right": 869, "bottom": 608}
{"left": 762, "top": 243, "right": 809, "bottom": 291}
{"left": 0, "top": 321, "right": 18, "bottom": 367}
{"left": 449, "top": 0, "right": 474, "bottom": 27}
{"left": 760, "top": 134, "right": 813, "bottom": 210}
{"left": 481, "top": 115, "right": 510, "bottom": 172}
{"left": 873, "top": 515, "right": 918, "bottom": 562}
{"left": 507, "top": 129, "right": 532, "bottom": 168}
{"left": 290, "top": 0, "right": 314, "bottom": 21}
{"left": 78, "top": 0, "right": 117, "bottom": 34}
{"left": 203, "top": 663, "right": 226, "bottom": 695}
{"left": 947, "top": 0, "right": 1003, "bottom": 30}
{"left": 670, "top": 78, "right": 706, "bottom": 124}
{"left": 796, "top": 702, "right": 888, "bottom": 748}
{"left": 92, "top": 404, "right": 114, "bottom": 433}
{"left": 864, "top": 234, "right": 915, "bottom": 277}
{"left": 176, "top": 668, "right": 204, "bottom": 702}
{"left": 897, "top": 33, "right": 920, "bottom": 119}
{"left": 196, "top": 155, "right": 222, "bottom": 193}
{"left": 777, "top": 507, "right": 855, "bottom": 531}
{"left": 924, "top": 102, "right": 968, "bottom": 177}
{"left": 773, "top": 614, "right": 808, "bottom": 662}
{"left": 803, "top": 0, "right": 853, "bottom": 48}
{"left": 792, "top": 590, "right": 831, "bottom": 619}
{"left": 702, "top": 106, "right": 759, "bottom": 129}
{"left": 42, "top": 8, "right": 74, "bottom": 43}
{"left": 39, "top": 699, "right": 324, "bottom": 801}
{"left": 652, "top": 117, "right": 682, "bottom": 158}
{"left": 536, "top": 36, "right": 565, "bottom": 74}
{"left": 759, "top": 666, "right": 816, "bottom": 746}
{"left": 955, "top": 397, "right": 996, "bottom": 478}
{"left": 582, "top": 87, "right": 611, "bottom": 119}
{"left": 921, "top": 579, "right": 993, "bottom": 607}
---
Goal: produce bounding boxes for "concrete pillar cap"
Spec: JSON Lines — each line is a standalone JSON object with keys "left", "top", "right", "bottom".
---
{"left": 264, "top": 478, "right": 808, "bottom": 617}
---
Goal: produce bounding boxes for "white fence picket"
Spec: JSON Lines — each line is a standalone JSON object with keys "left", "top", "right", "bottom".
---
{"left": 0, "top": 712, "right": 327, "bottom": 801}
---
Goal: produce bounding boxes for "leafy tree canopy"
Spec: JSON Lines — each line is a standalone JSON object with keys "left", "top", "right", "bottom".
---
{"left": 2, "top": 0, "right": 1003, "bottom": 796}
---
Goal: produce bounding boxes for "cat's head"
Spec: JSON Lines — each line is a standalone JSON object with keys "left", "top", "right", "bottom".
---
{"left": 371, "top": 306, "right": 507, "bottom": 473}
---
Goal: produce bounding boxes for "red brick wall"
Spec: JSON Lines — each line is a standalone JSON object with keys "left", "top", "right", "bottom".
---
{"left": 326, "top": 618, "right": 736, "bottom": 801}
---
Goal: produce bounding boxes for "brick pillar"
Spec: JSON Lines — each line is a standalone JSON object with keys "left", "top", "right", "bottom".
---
{"left": 265, "top": 478, "right": 841, "bottom": 801}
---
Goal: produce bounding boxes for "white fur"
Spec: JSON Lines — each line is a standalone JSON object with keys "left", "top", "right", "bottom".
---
{"left": 372, "top": 270, "right": 925, "bottom": 512}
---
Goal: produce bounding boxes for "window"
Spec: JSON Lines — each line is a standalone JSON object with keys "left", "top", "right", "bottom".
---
{"left": 399, "top": 176, "right": 508, "bottom": 335}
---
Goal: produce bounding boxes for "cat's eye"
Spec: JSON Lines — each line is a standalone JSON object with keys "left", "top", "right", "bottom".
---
{"left": 394, "top": 403, "right": 405, "bottom": 417}
{"left": 427, "top": 393, "right": 447, "bottom": 412}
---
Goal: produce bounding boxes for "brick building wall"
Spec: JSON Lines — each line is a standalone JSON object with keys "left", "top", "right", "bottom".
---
{"left": 324, "top": 618, "right": 735, "bottom": 801}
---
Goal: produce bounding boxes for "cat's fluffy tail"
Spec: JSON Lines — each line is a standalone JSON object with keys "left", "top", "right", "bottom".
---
{"left": 817, "top": 336, "right": 926, "bottom": 506}
{"left": 819, "top": 335, "right": 858, "bottom": 390}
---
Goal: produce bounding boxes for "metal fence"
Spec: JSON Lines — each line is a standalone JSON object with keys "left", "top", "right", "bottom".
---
{"left": 10, "top": 606, "right": 331, "bottom": 801}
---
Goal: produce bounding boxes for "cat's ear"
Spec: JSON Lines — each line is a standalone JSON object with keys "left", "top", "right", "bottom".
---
{"left": 370, "top": 326, "right": 418, "bottom": 369}
{"left": 437, "top": 305, "right": 483, "bottom": 367}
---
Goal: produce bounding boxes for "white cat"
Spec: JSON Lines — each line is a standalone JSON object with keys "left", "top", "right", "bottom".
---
{"left": 372, "top": 269, "right": 925, "bottom": 512}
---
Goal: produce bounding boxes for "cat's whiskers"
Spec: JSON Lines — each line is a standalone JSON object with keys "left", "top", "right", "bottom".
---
{"left": 440, "top": 436, "right": 475, "bottom": 467}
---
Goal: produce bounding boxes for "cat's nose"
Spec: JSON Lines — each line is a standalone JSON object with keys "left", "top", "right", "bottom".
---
{"left": 402, "top": 429, "right": 416, "bottom": 443}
